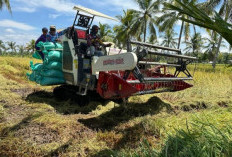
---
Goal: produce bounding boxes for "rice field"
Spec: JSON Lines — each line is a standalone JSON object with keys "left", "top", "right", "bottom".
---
{"left": 0, "top": 56, "right": 231, "bottom": 156}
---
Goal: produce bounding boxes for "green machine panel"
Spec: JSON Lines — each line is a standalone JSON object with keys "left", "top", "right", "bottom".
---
{"left": 63, "top": 41, "right": 73, "bottom": 71}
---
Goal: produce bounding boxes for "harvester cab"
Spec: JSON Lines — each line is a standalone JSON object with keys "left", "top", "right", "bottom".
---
{"left": 60, "top": 6, "right": 120, "bottom": 96}
{"left": 58, "top": 6, "right": 197, "bottom": 99}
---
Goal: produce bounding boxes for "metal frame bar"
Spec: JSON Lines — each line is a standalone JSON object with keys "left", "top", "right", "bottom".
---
{"left": 130, "top": 40, "right": 181, "bottom": 53}
{"left": 148, "top": 50, "right": 197, "bottom": 60}
{"left": 88, "top": 15, "right": 95, "bottom": 28}
{"left": 127, "top": 77, "right": 193, "bottom": 84}
{"left": 138, "top": 61, "right": 181, "bottom": 67}
{"left": 133, "top": 89, "right": 172, "bottom": 96}
{"left": 73, "top": 11, "right": 79, "bottom": 27}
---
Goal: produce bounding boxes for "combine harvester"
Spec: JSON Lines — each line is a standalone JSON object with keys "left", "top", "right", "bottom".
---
{"left": 28, "top": 6, "right": 197, "bottom": 101}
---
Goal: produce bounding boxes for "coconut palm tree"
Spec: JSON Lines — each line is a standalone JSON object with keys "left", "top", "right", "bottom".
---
{"left": 0, "top": 0, "right": 11, "bottom": 13}
{"left": 204, "top": 31, "right": 226, "bottom": 62}
{"left": 7, "top": 41, "right": 16, "bottom": 54}
{"left": 184, "top": 33, "right": 204, "bottom": 57}
{"left": 157, "top": 0, "right": 201, "bottom": 49}
{"left": 98, "top": 22, "right": 113, "bottom": 42}
{"left": 205, "top": 0, "right": 232, "bottom": 68}
{"left": 221, "top": 53, "right": 230, "bottom": 64}
{"left": 113, "top": 10, "right": 134, "bottom": 50}
{"left": 204, "top": 32, "right": 218, "bottom": 62}
{"left": 17, "top": 45, "right": 25, "bottom": 57}
{"left": 129, "top": 0, "right": 160, "bottom": 42}
{"left": 26, "top": 39, "right": 36, "bottom": 54}
{"left": 0, "top": 40, "right": 6, "bottom": 55}
{"left": 161, "top": 28, "right": 178, "bottom": 48}
{"left": 164, "top": 0, "right": 232, "bottom": 46}
{"left": 164, "top": 0, "right": 232, "bottom": 68}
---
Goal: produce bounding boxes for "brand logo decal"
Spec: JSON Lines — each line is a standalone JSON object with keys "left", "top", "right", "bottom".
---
{"left": 103, "top": 58, "right": 124, "bottom": 65}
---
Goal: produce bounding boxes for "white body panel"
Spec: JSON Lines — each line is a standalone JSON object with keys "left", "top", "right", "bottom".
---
{"left": 92, "top": 52, "right": 138, "bottom": 74}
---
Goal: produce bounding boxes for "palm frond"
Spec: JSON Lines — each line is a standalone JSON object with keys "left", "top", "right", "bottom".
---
{"left": 156, "top": 12, "right": 177, "bottom": 25}
{"left": 159, "top": 15, "right": 177, "bottom": 32}
{"left": 149, "top": 21, "right": 157, "bottom": 41}
{"left": 133, "top": 0, "right": 146, "bottom": 10}
{"left": 0, "top": 0, "right": 11, "bottom": 12}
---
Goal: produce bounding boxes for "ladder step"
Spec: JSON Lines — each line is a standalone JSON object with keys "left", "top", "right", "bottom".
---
{"left": 127, "top": 77, "right": 193, "bottom": 84}
{"left": 77, "top": 83, "right": 88, "bottom": 96}
{"left": 138, "top": 61, "right": 181, "bottom": 67}
{"left": 148, "top": 50, "right": 197, "bottom": 60}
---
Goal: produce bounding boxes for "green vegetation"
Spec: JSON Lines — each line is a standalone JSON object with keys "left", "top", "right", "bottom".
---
{"left": 0, "top": 39, "right": 36, "bottom": 57}
{"left": 164, "top": 0, "right": 232, "bottom": 45}
{"left": 164, "top": 0, "right": 232, "bottom": 68}
{"left": 0, "top": 56, "right": 232, "bottom": 156}
{"left": 0, "top": 0, "right": 11, "bottom": 13}
{"left": 1, "top": 0, "right": 232, "bottom": 156}
{"left": 2, "top": 0, "right": 232, "bottom": 68}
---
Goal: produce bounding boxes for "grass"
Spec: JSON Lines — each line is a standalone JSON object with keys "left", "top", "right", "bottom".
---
{"left": 0, "top": 56, "right": 232, "bottom": 156}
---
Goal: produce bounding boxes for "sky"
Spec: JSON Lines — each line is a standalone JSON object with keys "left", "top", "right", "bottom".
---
{"left": 0, "top": 0, "right": 140, "bottom": 45}
{"left": 0, "top": 0, "right": 229, "bottom": 52}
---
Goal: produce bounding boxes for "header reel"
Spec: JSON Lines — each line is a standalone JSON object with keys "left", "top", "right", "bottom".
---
{"left": 130, "top": 40, "right": 197, "bottom": 81}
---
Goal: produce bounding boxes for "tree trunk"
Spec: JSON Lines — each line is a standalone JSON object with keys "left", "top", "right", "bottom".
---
{"left": 212, "top": 35, "right": 222, "bottom": 69}
{"left": 127, "top": 37, "right": 132, "bottom": 52}
{"left": 177, "top": 20, "right": 184, "bottom": 53}
{"left": 213, "top": 6, "right": 229, "bottom": 69}
{"left": 144, "top": 15, "right": 147, "bottom": 42}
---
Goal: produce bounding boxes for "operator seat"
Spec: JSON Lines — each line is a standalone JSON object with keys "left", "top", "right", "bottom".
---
{"left": 72, "top": 29, "right": 88, "bottom": 56}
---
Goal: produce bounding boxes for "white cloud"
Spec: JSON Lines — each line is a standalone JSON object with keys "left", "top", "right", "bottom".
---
{"left": 11, "top": 0, "right": 139, "bottom": 29}
{"left": 88, "top": 0, "right": 138, "bottom": 11}
{"left": 94, "top": 17, "right": 119, "bottom": 26}
{"left": 49, "top": 14, "right": 61, "bottom": 19}
{"left": 14, "top": 7, "right": 36, "bottom": 13}
{"left": 5, "top": 28, "right": 15, "bottom": 33}
{"left": 14, "top": 0, "right": 138, "bottom": 15}
{"left": 0, "top": 33, "right": 39, "bottom": 45}
{"left": 0, "top": 19, "right": 36, "bottom": 31}
{"left": 14, "top": 0, "right": 76, "bottom": 14}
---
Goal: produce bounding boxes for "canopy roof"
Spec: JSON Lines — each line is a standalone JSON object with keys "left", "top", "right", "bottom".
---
{"left": 73, "top": 6, "right": 118, "bottom": 21}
